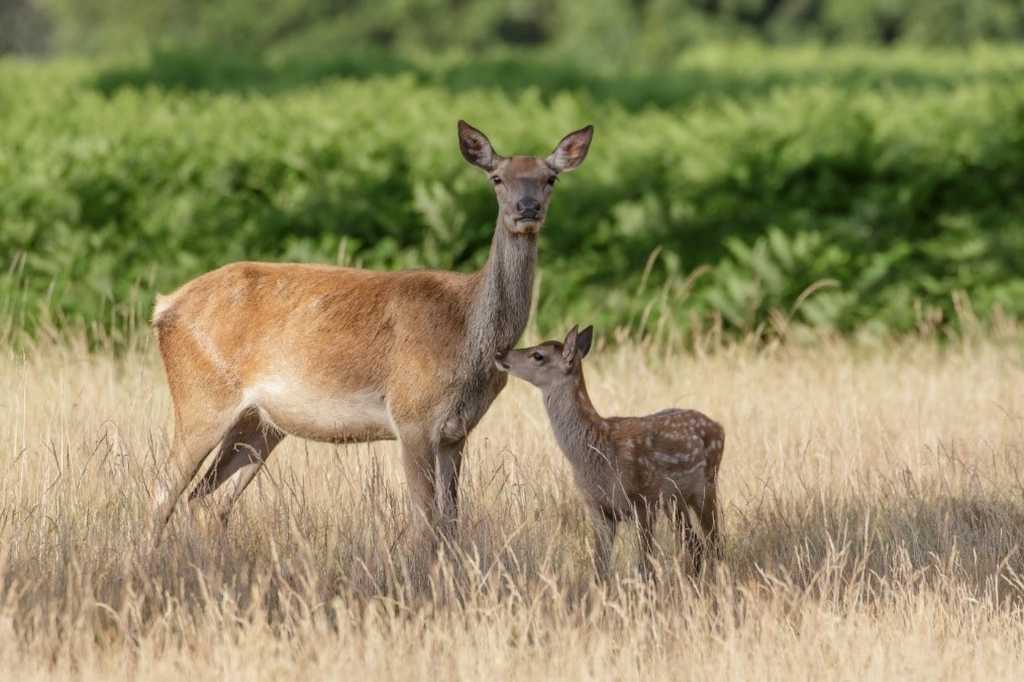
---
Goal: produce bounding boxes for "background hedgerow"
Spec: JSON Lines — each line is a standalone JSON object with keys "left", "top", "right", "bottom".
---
{"left": 2, "top": 47, "right": 1024, "bottom": 341}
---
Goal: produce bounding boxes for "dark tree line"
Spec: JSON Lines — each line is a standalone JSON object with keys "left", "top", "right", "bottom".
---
{"left": 2, "top": 1, "right": 1022, "bottom": 58}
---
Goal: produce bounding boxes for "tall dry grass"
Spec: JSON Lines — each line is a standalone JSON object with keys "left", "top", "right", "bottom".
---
{"left": 2, "top": 330, "right": 1024, "bottom": 680}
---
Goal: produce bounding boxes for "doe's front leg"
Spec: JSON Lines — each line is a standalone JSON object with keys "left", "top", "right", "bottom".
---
{"left": 436, "top": 437, "right": 466, "bottom": 541}
{"left": 399, "top": 426, "right": 440, "bottom": 559}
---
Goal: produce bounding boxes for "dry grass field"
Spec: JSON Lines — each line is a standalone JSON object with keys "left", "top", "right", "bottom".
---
{"left": 2, "top": 328, "right": 1024, "bottom": 680}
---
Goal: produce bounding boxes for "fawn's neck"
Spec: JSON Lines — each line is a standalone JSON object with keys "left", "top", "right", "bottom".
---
{"left": 543, "top": 371, "right": 613, "bottom": 470}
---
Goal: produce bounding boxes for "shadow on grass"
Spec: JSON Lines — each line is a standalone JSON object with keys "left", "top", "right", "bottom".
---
{"left": 727, "top": 487, "right": 1024, "bottom": 603}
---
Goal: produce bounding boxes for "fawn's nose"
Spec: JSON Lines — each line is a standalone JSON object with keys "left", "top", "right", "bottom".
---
{"left": 516, "top": 197, "right": 541, "bottom": 217}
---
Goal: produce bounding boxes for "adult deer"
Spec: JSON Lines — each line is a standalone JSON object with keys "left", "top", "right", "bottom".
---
{"left": 149, "top": 120, "right": 594, "bottom": 547}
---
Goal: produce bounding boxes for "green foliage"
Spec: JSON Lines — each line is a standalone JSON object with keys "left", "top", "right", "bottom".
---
{"left": 89, "top": 44, "right": 1024, "bottom": 112}
{"left": 2, "top": 48, "right": 1024, "bottom": 341}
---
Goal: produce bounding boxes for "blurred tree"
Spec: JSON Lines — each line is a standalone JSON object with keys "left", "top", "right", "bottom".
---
{"left": 17, "top": 1, "right": 1024, "bottom": 60}
{"left": 0, "top": 0, "right": 51, "bottom": 55}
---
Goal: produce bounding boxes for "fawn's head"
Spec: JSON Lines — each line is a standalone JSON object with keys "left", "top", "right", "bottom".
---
{"left": 458, "top": 120, "right": 593, "bottom": 236}
{"left": 495, "top": 325, "right": 594, "bottom": 389}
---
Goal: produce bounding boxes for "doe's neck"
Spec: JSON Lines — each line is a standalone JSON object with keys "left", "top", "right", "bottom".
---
{"left": 464, "top": 223, "right": 537, "bottom": 363}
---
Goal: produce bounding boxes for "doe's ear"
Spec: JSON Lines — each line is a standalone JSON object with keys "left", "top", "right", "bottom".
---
{"left": 547, "top": 125, "right": 593, "bottom": 173}
{"left": 458, "top": 120, "right": 499, "bottom": 172}
{"left": 562, "top": 325, "right": 580, "bottom": 363}
{"left": 576, "top": 325, "right": 594, "bottom": 359}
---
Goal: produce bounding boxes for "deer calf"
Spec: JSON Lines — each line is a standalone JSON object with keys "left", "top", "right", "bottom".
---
{"left": 495, "top": 326, "right": 724, "bottom": 578}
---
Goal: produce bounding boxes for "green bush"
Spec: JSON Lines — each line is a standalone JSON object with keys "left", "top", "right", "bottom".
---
{"left": 2, "top": 50, "right": 1024, "bottom": 341}
{"left": 91, "top": 45, "right": 1024, "bottom": 112}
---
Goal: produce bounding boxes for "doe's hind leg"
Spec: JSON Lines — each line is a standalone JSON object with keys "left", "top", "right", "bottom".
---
{"left": 150, "top": 317, "right": 246, "bottom": 546}
{"left": 189, "top": 409, "right": 285, "bottom": 524}
{"left": 150, "top": 407, "right": 236, "bottom": 546}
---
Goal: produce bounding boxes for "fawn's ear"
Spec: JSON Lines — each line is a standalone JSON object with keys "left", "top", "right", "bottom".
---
{"left": 458, "top": 120, "right": 499, "bottom": 172}
{"left": 562, "top": 325, "right": 580, "bottom": 363}
{"left": 547, "top": 125, "right": 593, "bottom": 173}
{"left": 575, "top": 325, "right": 594, "bottom": 359}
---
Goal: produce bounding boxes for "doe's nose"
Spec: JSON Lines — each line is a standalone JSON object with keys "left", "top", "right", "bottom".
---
{"left": 516, "top": 197, "right": 541, "bottom": 214}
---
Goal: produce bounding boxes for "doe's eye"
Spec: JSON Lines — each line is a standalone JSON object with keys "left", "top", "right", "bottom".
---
{"left": 491, "top": 176, "right": 502, "bottom": 185}
{"left": 546, "top": 176, "right": 557, "bottom": 186}
{"left": 530, "top": 352, "right": 544, "bottom": 362}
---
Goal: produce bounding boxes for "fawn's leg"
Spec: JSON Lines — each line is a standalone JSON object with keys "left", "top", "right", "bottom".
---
{"left": 635, "top": 502, "right": 658, "bottom": 581}
{"left": 673, "top": 499, "right": 702, "bottom": 574}
{"left": 591, "top": 511, "right": 618, "bottom": 580}
{"left": 690, "top": 484, "right": 722, "bottom": 570}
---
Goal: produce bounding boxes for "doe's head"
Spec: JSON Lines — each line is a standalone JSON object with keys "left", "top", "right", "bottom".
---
{"left": 458, "top": 120, "right": 593, "bottom": 236}
{"left": 494, "top": 325, "right": 594, "bottom": 389}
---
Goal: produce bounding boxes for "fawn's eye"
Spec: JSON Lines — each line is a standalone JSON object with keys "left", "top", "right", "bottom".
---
{"left": 546, "top": 176, "right": 557, "bottom": 186}
{"left": 531, "top": 352, "right": 544, "bottom": 363}
{"left": 491, "top": 176, "right": 502, "bottom": 185}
